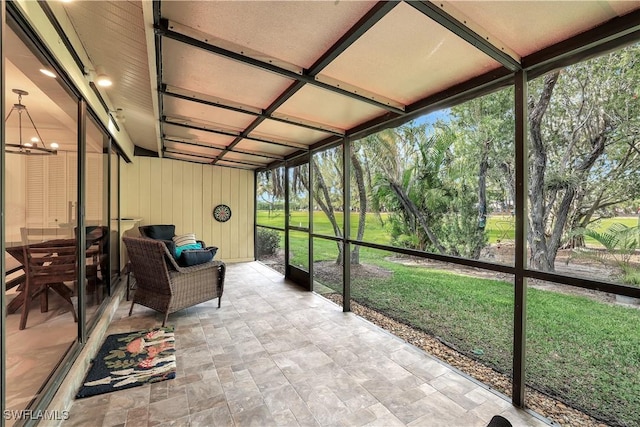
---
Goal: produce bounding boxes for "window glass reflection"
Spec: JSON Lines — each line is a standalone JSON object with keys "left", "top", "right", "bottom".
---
{"left": 83, "top": 117, "right": 111, "bottom": 326}
{"left": 4, "top": 24, "right": 78, "bottom": 418}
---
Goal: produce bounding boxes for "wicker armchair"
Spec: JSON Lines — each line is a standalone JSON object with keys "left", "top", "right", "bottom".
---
{"left": 123, "top": 236, "right": 225, "bottom": 326}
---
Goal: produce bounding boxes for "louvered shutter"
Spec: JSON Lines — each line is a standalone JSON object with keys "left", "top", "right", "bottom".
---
{"left": 25, "top": 156, "right": 45, "bottom": 226}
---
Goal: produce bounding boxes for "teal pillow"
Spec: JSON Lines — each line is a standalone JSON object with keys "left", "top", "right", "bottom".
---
{"left": 175, "top": 243, "right": 202, "bottom": 258}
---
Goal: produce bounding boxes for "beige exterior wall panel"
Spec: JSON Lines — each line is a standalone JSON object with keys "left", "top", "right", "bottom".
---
{"left": 121, "top": 157, "right": 254, "bottom": 262}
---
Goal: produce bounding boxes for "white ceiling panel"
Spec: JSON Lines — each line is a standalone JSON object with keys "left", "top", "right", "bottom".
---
{"left": 216, "top": 160, "right": 255, "bottom": 170}
{"left": 250, "top": 119, "right": 333, "bottom": 147}
{"left": 319, "top": 2, "right": 502, "bottom": 105}
{"left": 162, "top": 38, "right": 295, "bottom": 109}
{"left": 275, "top": 85, "right": 387, "bottom": 131}
{"left": 443, "top": 1, "right": 640, "bottom": 58}
{"left": 222, "top": 152, "right": 271, "bottom": 166}
{"left": 161, "top": 0, "right": 377, "bottom": 69}
{"left": 233, "top": 140, "right": 297, "bottom": 159}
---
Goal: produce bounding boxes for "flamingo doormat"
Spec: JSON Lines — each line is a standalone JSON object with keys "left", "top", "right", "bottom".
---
{"left": 76, "top": 327, "right": 176, "bottom": 398}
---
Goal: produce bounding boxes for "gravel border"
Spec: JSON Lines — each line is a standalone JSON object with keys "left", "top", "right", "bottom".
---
{"left": 322, "top": 293, "right": 609, "bottom": 427}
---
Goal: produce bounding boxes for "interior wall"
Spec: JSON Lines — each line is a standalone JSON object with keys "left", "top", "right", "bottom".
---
{"left": 5, "top": 154, "right": 26, "bottom": 244}
{"left": 121, "top": 157, "right": 255, "bottom": 262}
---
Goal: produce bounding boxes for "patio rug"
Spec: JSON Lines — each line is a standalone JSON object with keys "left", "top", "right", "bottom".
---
{"left": 76, "top": 327, "right": 176, "bottom": 398}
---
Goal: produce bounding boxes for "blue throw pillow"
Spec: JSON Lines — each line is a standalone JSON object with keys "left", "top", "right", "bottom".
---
{"left": 175, "top": 243, "right": 202, "bottom": 258}
{"left": 179, "top": 248, "right": 215, "bottom": 266}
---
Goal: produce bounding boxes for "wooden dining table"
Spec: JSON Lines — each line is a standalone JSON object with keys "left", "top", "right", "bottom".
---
{"left": 4, "top": 230, "right": 103, "bottom": 315}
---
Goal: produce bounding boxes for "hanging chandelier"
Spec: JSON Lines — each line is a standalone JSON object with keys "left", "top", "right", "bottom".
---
{"left": 5, "top": 88, "right": 58, "bottom": 155}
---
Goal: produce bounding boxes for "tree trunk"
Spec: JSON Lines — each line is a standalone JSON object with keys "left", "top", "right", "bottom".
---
{"left": 528, "top": 71, "right": 560, "bottom": 271}
{"left": 528, "top": 70, "right": 612, "bottom": 270}
{"left": 351, "top": 151, "right": 367, "bottom": 265}
{"left": 361, "top": 147, "right": 384, "bottom": 226}
{"left": 547, "top": 130, "right": 607, "bottom": 259}
{"left": 310, "top": 159, "right": 344, "bottom": 264}
{"left": 472, "top": 139, "right": 490, "bottom": 259}
{"left": 499, "top": 162, "right": 515, "bottom": 213}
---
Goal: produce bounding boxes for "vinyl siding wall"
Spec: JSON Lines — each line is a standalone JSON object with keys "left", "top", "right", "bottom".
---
{"left": 121, "top": 157, "right": 254, "bottom": 262}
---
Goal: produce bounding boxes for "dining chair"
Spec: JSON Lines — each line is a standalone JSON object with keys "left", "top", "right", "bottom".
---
{"left": 75, "top": 226, "right": 109, "bottom": 304}
{"left": 19, "top": 237, "right": 79, "bottom": 330}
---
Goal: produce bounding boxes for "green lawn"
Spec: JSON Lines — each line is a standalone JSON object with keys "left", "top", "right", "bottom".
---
{"left": 258, "top": 210, "right": 639, "bottom": 246}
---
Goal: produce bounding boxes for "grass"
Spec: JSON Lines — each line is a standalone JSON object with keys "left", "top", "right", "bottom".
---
{"left": 526, "top": 289, "right": 640, "bottom": 423}
{"left": 257, "top": 210, "right": 640, "bottom": 425}
{"left": 258, "top": 210, "right": 639, "bottom": 246}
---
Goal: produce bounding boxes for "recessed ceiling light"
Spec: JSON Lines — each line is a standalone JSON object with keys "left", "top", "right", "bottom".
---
{"left": 40, "top": 68, "right": 57, "bottom": 78}
{"left": 95, "top": 66, "right": 112, "bottom": 87}
{"left": 97, "top": 76, "right": 112, "bottom": 87}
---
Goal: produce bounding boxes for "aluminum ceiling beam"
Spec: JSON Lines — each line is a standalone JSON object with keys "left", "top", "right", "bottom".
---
{"left": 142, "top": 0, "right": 163, "bottom": 155}
{"left": 163, "top": 155, "right": 253, "bottom": 170}
{"left": 162, "top": 117, "right": 309, "bottom": 150}
{"left": 161, "top": 85, "right": 344, "bottom": 136}
{"left": 523, "top": 8, "right": 640, "bottom": 79}
{"left": 407, "top": 1, "right": 521, "bottom": 72}
{"left": 164, "top": 149, "right": 265, "bottom": 167}
{"left": 164, "top": 136, "right": 284, "bottom": 161}
{"left": 154, "top": 1, "right": 165, "bottom": 157}
{"left": 156, "top": 16, "right": 405, "bottom": 115}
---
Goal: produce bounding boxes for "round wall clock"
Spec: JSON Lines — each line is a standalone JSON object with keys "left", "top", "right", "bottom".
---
{"left": 213, "top": 204, "right": 232, "bottom": 222}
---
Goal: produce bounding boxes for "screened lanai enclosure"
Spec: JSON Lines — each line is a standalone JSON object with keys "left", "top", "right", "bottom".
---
{"left": 2, "top": 1, "right": 640, "bottom": 426}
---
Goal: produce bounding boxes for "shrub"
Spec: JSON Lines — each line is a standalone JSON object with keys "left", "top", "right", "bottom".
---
{"left": 257, "top": 228, "right": 280, "bottom": 257}
{"left": 573, "top": 223, "right": 640, "bottom": 286}
{"left": 621, "top": 265, "right": 640, "bottom": 286}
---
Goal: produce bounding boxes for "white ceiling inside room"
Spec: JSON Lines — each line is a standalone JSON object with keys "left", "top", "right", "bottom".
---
{"left": 41, "top": 0, "right": 640, "bottom": 170}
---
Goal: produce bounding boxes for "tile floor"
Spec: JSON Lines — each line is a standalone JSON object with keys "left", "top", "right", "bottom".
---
{"left": 66, "top": 262, "right": 548, "bottom": 427}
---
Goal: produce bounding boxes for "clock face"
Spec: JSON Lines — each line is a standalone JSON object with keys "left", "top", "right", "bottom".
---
{"left": 213, "top": 204, "right": 232, "bottom": 222}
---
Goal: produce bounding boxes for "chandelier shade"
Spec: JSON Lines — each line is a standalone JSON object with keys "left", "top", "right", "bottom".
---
{"left": 5, "top": 89, "right": 57, "bottom": 156}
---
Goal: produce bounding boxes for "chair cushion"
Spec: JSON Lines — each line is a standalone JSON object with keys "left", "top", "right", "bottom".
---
{"left": 172, "top": 233, "right": 197, "bottom": 247}
{"left": 143, "top": 225, "right": 175, "bottom": 241}
{"left": 175, "top": 243, "right": 202, "bottom": 258}
{"left": 179, "top": 247, "right": 216, "bottom": 266}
